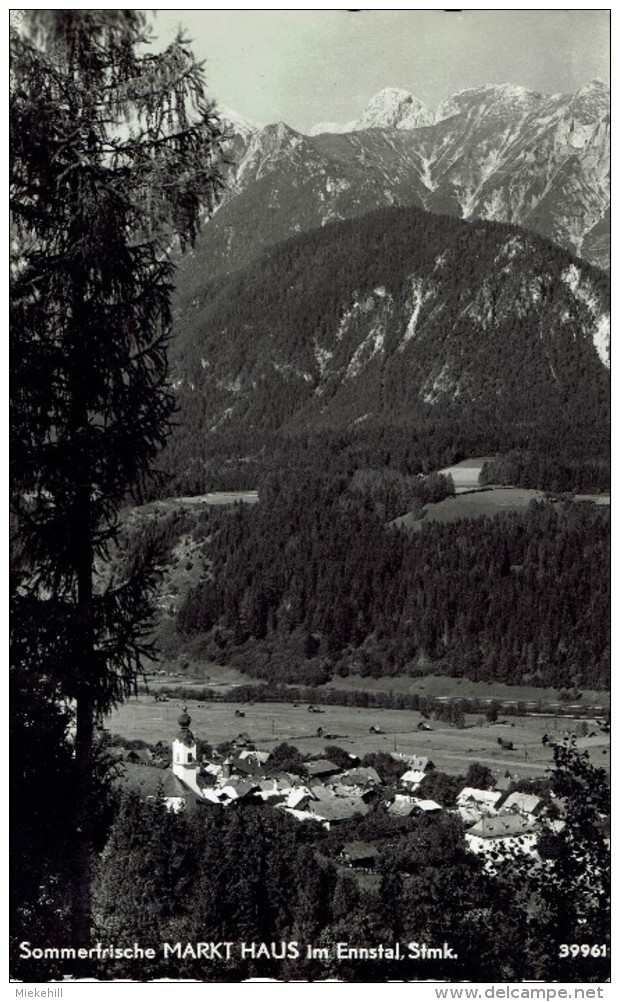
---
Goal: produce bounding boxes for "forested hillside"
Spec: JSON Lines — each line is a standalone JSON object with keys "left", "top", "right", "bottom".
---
{"left": 160, "top": 207, "right": 609, "bottom": 496}
{"left": 141, "top": 474, "right": 611, "bottom": 690}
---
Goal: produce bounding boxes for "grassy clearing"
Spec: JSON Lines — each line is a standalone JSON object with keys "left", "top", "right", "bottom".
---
{"left": 105, "top": 697, "right": 610, "bottom": 779}
{"left": 145, "top": 662, "right": 253, "bottom": 692}
{"left": 394, "top": 487, "right": 545, "bottom": 530}
{"left": 438, "top": 456, "right": 492, "bottom": 490}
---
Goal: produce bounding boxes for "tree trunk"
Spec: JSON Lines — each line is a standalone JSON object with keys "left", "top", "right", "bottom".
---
{"left": 73, "top": 691, "right": 93, "bottom": 948}
{"left": 71, "top": 404, "right": 95, "bottom": 947}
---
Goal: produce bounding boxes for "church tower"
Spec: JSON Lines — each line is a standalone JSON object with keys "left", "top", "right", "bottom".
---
{"left": 172, "top": 708, "right": 199, "bottom": 792}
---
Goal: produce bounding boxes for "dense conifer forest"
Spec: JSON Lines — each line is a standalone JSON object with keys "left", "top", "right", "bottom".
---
{"left": 152, "top": 472, "right": 611, "bottom": 690}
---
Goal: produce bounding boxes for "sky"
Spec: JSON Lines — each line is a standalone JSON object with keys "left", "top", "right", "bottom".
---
{"left": 149, "top": 9, "right": 610, "bottom": 133}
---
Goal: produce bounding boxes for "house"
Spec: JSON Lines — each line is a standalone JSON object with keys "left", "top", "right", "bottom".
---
{"left": 338, "top": 766, "right": 381, "bottom": 788}
{"left": 456, "top": 788, "right": 502, "bottom": 826}
{"left": 339, "top": 842, "right": 377, "bottom": 869}
{"left": 411, "top": 798, "right": 442, "bottom": 813}
{"left": 286, "top": 786, "right": 318, "bottom": 811}
{"left": 308, "top": 793, "right": 369, "bottom": 827}
{"left": 116, "top": 762, "right": 194, "bottom": 813}
{"left": 388, "top": 794, "right": 419, "bottom": 818}
{"left": 123, "top": 748, "right": 152, "bottom": 766}
{"left": 494, "top": 773, "right": 516, "bottom": 793}
{"left": 457, "top": 787, "right": 503, "bottom": 812}
{"left": 268, "top": 773, "right": 298, "bottom": 794}
{"left": 409, "top": 756, "right": 435, "bottom": 773}
{"left": 255, "top": 780, "right": 286, "bottom": 804}
{"left": 276, "top": 806, "right": 321, "bottom": 824}
{"left": 217, "top": 779, "right": 262, "bottom": 803}
{"left": 229, "top": 754, "right": 266, "bottom": 779}
{"left": 304, "top": 759, "right": 341, "bottom": 780}
{"left": 498, "top": 792, "right": 543, "bottom": 818}
{"left": 465, "top": 814, "right": 539, "bottom": 864}
{"left": 232, "top": 731, "right": 254, "bottom": 750}
{"left": 400, "top": 770, "right": 427, "bottom": 790}
{"left": 237, "top": 749, "right": 270, "bottom": 765}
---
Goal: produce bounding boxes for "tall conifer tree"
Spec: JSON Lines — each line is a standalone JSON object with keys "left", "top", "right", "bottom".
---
{"left": 10, "top": 11, "right": 223, "bottom": 945}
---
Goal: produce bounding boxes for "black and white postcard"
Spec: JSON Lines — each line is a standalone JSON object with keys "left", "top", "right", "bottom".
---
{"left": 10, "top": 8, "right": 610, "bottom": 987}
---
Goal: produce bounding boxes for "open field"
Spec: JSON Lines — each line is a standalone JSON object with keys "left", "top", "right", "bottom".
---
{"left": 105, "top": 696, "right": 610, "bottom": 779}
{"left": 139, "top": 490, "right": 259, "bottom": 516}
{"left": 438, "top": 456, "right": 492, "bottom": 491}
{"left": 394, "top": 486, "right": 546, "bottom": 530}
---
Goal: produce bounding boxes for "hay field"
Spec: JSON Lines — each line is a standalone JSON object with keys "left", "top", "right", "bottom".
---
{"left": 105, "top": 697, "right": 609, "bottom": 779}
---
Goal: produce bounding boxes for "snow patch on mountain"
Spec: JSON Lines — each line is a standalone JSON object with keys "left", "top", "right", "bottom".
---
{"left": 562, "top": 264, "right": 581, "bottom": 294}
{"left": 216, "top": 375, "right": 242, "bottom": 393}
{"left": 418, "top": 155, "right": 436, "bottom": 191}
{"left": 272, "top": 361, "right": 313, "bottom": 383}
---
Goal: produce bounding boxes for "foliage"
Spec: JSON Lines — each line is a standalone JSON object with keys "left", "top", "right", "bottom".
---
{"left": 266, "top": 742, "right": 307, "bottom": 776}
{"left": 416, "top": 770, "right": 463, "bottom": 808}
{"left": 10, "top": 9, "right": 223, "bottom": 947}
{"left": 481, "top": 451, "right": 610, "bottom": 494}
{"left": 174, "top": 476, "right": 610, "bottom": 689}
{"left": 464, "top": 762, "right": 496, "bottom": 789}
{"left": 323, "top": 745, "right": 360, "bottom": 770}
{"left": 360, "top": 751, "right": 407, "bottom": 784}
{"left": 497, "top": 739, "right": 610, "bottom": 981}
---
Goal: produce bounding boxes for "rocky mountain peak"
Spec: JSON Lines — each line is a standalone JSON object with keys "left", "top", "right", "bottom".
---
{"left": 576, "top": 78, "right": 609, "bottom": 95}
{"left": 204, "top": 78, "right": 609, "bottom": 273}
{"left": 357, "top": 87, "right": 433, "bottom": 130}
{"left": 216, "top": 105, "right": 262, "bottom": 144}
{"left": 434, "top": 82, "right": 543, "bottom": 123}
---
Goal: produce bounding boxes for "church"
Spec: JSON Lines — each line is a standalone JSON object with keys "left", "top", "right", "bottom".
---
{"left": 171, "top": 707, "right": 202, "bottom": 796}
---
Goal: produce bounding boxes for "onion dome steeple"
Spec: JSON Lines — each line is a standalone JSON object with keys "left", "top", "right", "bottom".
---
{"left": 176, "top": 706, "right": 194, "bottom": 746}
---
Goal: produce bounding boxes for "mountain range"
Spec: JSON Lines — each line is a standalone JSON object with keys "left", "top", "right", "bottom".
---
{"left": 159, "top": 80, "right": 610, "bottom": 493}
{"left": 195, "top": 79, "right": 610, "bottom": 285}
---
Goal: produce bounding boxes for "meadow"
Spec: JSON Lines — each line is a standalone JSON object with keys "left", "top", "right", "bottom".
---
{"left": 106, "top": 694, "right": 610, "bottom": 778}
{"left": 394, "top": 486, "right": 546, "bottom": 529}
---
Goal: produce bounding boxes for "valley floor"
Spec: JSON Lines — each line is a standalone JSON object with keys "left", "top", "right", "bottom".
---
{"left": 106, "top": 694, "right": 610, "bottom": 779}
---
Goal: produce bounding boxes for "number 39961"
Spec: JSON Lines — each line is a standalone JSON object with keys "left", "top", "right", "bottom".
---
{"left": 559, "top": 944, "right": 608, "bottom": 958}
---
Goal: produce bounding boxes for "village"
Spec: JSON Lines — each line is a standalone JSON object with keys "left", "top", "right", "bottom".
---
{"left": 109, "top": 705, "right": 582, "bottom": 876}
